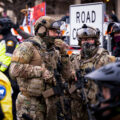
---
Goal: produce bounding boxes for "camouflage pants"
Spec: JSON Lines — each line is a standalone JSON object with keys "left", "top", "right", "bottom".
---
{"left": 71, "top": 80, "right": 98, "bottom": 120}
{"left": 46, "top": 96, "right": 71, "bottom": 120}
{"left": 71, "top": 94, "right": 88, "bottom": 120}
{"left": 16, "top": 92, "right": 46, "bottom": 120}
{"left": 45, "top": 96, "right": 59, "bottom": 120}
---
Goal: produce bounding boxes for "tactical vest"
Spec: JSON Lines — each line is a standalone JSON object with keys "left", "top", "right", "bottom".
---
{"left": 27, "top": 42, "right": 45, "bottom": 96}
{"left": 79, "top": 48, "right": 109, "bottom": 103}
{"left": 11, "top": 37, "right": 45, "bottom": 97}
{"left": 77, "top": 48, "right": 109, "bottom": 75}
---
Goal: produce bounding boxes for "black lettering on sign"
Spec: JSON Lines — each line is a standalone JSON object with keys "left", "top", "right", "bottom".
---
{"left": 92, "top": 11, "right": 96, "bottom": 23}
{"left": 76, "top": 11, "right": 96, "bottom": 23}
{"left": 86, "top": 11, "right": 90, "bottom": 23}
{"left": 76, "top": 12, "right": 80, "bottom": 23}
{"left": 72, "top": 28, "right": 77, "bottom": 40}
{"left": 81, "top": 11, "right": 85, "bottom": 23}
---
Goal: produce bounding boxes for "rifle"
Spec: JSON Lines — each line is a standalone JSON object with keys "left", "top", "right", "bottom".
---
{"left": 42, "top": 59, "right": 65, "bottom": 98}
{"left": 54, "top": 68, "right": 72, "bottom": 120}
{"left": 42, "top": 59, "right": 71, "bottom": 120}
{"left": 69, "top": 69, "right": 93, "bottom": 120}
{"left": 54, "top": 58, "right": 72, "bottom": 120}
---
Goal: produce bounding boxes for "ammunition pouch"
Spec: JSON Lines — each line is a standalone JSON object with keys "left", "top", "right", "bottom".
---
{"left": 42, "top": 87, "right": 60, "bottom": 98}
{"left": 42, "top": 82, "right": 69, "bottom": 98}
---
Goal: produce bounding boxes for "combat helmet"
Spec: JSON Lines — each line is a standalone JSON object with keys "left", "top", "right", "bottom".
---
{"left": 77, "top": 24, "right": 100, "bottom": 46}
{"left": 111, "top": 22, "right": 120, "bottom": 34}
{"left": 34, "top": 16, "right": 61, "bottom": 37}
{"left": 106, "top": 22, "right": 120, "bottom": 36}
{"left": 85, "top": 62, "right": 120, "bottom": 120}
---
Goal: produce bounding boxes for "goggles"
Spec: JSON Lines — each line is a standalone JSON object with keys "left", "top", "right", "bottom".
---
{"left": 50, "top": 21, "right": 63, "bottom": 30}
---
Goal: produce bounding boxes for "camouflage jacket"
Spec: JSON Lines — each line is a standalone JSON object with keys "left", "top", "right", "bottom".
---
{"left": 9, "top": 36, "right": 53, "bottom": 96}
{"left": 70, "top": 48, "right": 113, "bottom": 120}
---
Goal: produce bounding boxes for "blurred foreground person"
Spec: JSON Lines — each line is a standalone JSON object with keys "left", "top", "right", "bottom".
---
{"left": 70, "top": 24, "right": 113, "bottom": 120}
{"left": 0, "top": 71, "right": 13, "bottom": 120}
{"left": 86, "top": 62, "right": 120, "bottom": 120}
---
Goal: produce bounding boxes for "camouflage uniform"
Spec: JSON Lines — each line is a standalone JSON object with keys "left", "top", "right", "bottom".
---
{"left": 70, "top": 24, "right": 114, "bottom": 120}
{"left": 34, "top": 16, "right": 73, "bottom": 120}
{"left": 41, "top": 47, "right": 72, "bottom": 120}
{"left": 9, "top": 36, "right": 52, "bottom": 120}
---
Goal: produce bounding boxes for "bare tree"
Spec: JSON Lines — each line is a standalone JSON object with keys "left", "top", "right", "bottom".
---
{"left": 0, "top": 0, "right": 35, "bottom": 24}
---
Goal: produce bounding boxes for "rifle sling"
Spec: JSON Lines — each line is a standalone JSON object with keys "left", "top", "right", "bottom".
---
{"left": 24, "top": 39, "right": 41, "bottom": 49}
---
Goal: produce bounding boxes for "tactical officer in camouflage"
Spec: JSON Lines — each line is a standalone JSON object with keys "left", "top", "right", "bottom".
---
{"left": 70, "top": 24, "right": 114, "bottom": 120}
{"left": 34, "top": 16, "right": 74, "bottom": 120}
{"left": 9, "top": 17, "right": 54, "bottom": 119}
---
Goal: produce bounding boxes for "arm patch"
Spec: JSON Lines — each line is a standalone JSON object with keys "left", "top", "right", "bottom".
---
{"left": 7, "top": 41, "right": 14, "bottom": 47}
{"left": 0, "top": 85, "right": 6, "bottom": 100}
{"left": 6, "top": 39, "right": 17, "bottom": 54}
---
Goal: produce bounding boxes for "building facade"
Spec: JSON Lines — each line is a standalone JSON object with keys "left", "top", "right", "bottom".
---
{"left": 35, "top": 0, "right": 120, "bottom": 21}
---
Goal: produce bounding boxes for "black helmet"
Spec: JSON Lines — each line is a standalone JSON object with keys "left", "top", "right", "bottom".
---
{"left": 0, "top": 17, "right": 13, "bottom": 35}
{"left": 107, "top": 22, "right": 120, "bottom": 36}
{"left": 85, "top": 62, "right": 120, "bottom": 120}
{"left": 86, "top": 62, "right": 120, "bottom": 83}
{"left": 111, "top": 23, "right": 120, "bottom": 34}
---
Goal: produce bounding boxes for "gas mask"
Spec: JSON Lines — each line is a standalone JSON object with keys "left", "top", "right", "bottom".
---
{"left": 43, "top": 36, "right": 56, "bottom": 49}
{"left": 81, "top": 42, "right": 97, "bottom": 59}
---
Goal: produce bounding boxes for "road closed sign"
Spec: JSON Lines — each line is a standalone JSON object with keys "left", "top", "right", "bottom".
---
{"left": 70, "top": 2, "right": 104, "bottom": 46}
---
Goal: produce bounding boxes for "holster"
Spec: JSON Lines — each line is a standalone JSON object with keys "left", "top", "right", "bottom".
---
{"left": 42, "top": 86, "right": 62, "bottom": 98}
{"left": 42, "top": 88, "right": 55, "bottom": 98}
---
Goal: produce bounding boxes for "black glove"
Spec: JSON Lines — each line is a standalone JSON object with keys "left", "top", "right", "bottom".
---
{"left": 22, "top": 113, "right": 33, "bottom": 120}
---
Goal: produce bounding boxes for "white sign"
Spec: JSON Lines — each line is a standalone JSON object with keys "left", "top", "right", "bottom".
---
{"left": 70, "top": 2, "right": 104, "bottom": 46}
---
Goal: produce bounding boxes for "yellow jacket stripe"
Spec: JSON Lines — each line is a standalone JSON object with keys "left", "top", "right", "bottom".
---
{"left": 0, "top": 40, "right": 19, "bottom": 72}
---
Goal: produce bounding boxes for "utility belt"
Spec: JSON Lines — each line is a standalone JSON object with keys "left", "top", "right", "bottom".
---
{"left": 21, "top": 91, "right": 43, "bottom": 101}
{"left": 42, "top": 83, "right": 79, "bottom": 99}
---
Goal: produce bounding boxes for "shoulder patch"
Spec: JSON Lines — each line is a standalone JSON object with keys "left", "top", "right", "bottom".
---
{"left": 0, "top": 85, "right": 6, "bottom": 100}
{"left": 7, "top": 40, "right": 14, "bottom": 47}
